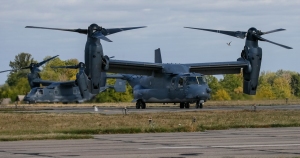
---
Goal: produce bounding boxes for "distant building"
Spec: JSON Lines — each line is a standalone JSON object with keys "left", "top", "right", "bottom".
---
{"left": 16, "top": 95, "right": 25, "bottom": 104}
{"left": 1, "top": 98, "right": 11, "bottom": 105}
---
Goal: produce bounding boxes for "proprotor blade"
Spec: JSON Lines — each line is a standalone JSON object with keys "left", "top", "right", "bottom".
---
{"left": 253, "top": 34, "right": 293, "bottom": 49}
{"left": 92, "top": 31, "right": 112, "bottom": 42}
{"left": 37, "top": 55, "right": 59, "bottom": 67}
{"left": 102, "top": 26, "right": 147, "bottom": 36}
{"left": 0, "top": 69, "right": 14, "bottom": 73}
{"left": 25, "top": 26, "right": 88, "bottom": 34}
{"left": 184, "top": 27, "right": 247, "bottom": 39}
{"left": 262, "top": 28, "right": 286, "bottom": 35}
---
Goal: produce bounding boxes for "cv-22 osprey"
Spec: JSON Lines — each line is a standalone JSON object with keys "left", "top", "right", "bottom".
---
{"left": 25, "top": 24, "right": 146, "bottom": 97}
{"left": 108, "top": 27, "right": 292, "bottom": 109}
{"left": 26, "top": 25, "right": 292, "bottom": 108}
{"left": 109, "top": 48, "right": 211, "bottom": 109}
{"left": 0, "top": 56, "right": 126, "bottom": 103}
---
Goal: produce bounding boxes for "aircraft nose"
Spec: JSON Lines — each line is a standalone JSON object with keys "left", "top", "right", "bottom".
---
{"left": 23, "top": 96, "right": 33, "bottom": 102}
{"left": 195, "top": 90, "right": 210, "bottom": 99}
{"left": 187, "top": 85, "right": 210, "bottom": 100}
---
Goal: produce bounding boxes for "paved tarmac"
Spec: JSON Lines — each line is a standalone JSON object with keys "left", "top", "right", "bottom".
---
{"left": 0, "top": 127, "right": 300, "bottom": 157}
{"left": 30, "top": 104, "right": 300, "bottom": 114}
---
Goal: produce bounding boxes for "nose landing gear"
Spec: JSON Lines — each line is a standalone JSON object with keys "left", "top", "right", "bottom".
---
{"left": 136, "top": 99, "right": 146, "bottom": 109}
{"left": 196, "top": 100, "right": 204, "bottom": 109}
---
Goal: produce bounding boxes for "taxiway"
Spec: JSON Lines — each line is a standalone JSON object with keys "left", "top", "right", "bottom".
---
{"left": 0, "top": 127, "right": 299, "bottom": 157}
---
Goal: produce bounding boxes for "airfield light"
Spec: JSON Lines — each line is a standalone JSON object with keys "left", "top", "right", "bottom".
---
{"left": 148, "top": 116, "right": 152, "bottom": 124}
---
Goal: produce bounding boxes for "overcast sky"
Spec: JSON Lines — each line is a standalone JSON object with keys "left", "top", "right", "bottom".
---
{"left": 0, "top": 0, "right": 299, "bottom": 84}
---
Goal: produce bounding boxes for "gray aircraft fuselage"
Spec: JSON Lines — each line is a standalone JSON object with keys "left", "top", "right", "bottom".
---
{"left": 116, "top": 61, "right": 212, "bottom": 109}
{"left": 125, "top": 71, "right": 210, "bottom": 104}
{"left": 24, "top": 86, "right": 86, "bottom": 104}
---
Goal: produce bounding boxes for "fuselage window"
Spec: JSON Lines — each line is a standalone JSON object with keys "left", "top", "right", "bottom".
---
{"left": 171, "top": 77, "right": 176, "bottom": 86}
{"left": 29, "top": 89, "right": 37, "bottom": 95}
{"left": 54, "top": 90, "right": 58, "bottom": 95}
{"left": 178, "top": 77, "right": 184, "bottom": 87}
{"left": 186, "top": 77, "right": 198, "bottom": 85}
{"left": 38, "top": 89, "right": 43, "bottom": 95}
{"left": 197, "top": 76, "right": 207, "bottom": 85}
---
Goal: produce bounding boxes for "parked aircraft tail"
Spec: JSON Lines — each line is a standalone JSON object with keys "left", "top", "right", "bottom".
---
{"left": 155, "top": 48, "right": 162, "bottom": 63}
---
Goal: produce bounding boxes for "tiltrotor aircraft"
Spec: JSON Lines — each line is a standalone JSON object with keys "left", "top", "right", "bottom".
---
{"left": 109, "top": 48, "right": 211, "bottom": 109}
{"left": 0, "top": 56, "right": 126, "bottom": 103}
{"left": 109, "top": 27, "right": 292, "bottom": 109}
{"left": 26, "top": 24, "right": 292, "bottom": 109}
{"left": 26, "top": 24, "right": 146, "bottom": 96}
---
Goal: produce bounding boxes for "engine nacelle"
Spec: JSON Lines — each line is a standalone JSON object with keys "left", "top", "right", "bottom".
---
{"left": 241, "top": 41, "right": 262, "bottom": 95}
{"left": 76, "top": 72, "right": 91, "bottom": 100}
{"left": 27, "top": 72, "right": 41, "bottom": 88}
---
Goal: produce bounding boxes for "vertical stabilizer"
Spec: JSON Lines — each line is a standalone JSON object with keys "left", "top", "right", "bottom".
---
{"left": 155, "top": 48, "right": 162, "bottom": 63}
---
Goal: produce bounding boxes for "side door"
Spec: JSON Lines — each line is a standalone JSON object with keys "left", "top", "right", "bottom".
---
{"left": 169, "top": 76, "right": 185, "bottom": 100}
{"left": 178, "top": 77, "right": 186, "bottom": 98}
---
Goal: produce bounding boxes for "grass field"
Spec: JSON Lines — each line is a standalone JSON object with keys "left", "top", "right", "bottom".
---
{"left": 2, "top": 99, "right": 300, "bottom": 108}
{"left": 0, "top": 109, "right": 299, "bottom": 141}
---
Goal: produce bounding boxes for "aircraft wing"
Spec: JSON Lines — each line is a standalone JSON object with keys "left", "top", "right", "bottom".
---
{"left": 108, "top": 60, "right": 162, "bottom": 75}
{"left": 33, "top": 80, "right": 75, "bottom": 87}
{"left": 186, "top": 60, "right": 248, "bottom": 75}
{"left": 106, "top": 74, "right": 124, "bottom": 79}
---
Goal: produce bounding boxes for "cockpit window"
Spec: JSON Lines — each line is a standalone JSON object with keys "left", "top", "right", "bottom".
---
{"left": 178, "top": 77, "right": 184, "bottom": 87}
{"left": 171, "top": 77, "right": 176, "bottom": 86}
{"left": 186, "top": 77, "right": 198, "bottom": 85}
{"left": 197, "top": 76, "right": 207, "bottom": 85}
{"left": 37, "top": 89, "right": 43, "bottom": 95}
{"left": 28, "top": 88, "right": 37, "bottom": 95}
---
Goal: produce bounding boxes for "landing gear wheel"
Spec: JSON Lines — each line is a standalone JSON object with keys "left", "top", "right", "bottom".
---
{"left": 141, "top": 102, "right": 146, "bottom": 109}
{"left": 200, "top": 103, "right": 203, "bottom": 109}
{"left": 136, "top": 102, "right": 140, "bottom": 109}
{"left": 184, "top": 103, "right": 190, "bottom": 109}
{"left": 136, "top": 100, "right": 146, "bottom": 109}
{"left": 136, "top": 100, "right": 141, "bottom": 109}
{"left": 196, "top": 101, "right": 201, "bottom": 109}
{"left": 180, "top": 103, "right": 184, "bottom": 109}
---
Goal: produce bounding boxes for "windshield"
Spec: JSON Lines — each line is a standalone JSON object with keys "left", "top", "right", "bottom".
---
{"left": 186, "top": 77, "right": 198, "bottom": 85}
{"left": 197, "top": 76, "right": 207, "bottom": 85}
{"left": 28, "top": 88, "right": 37, "bottom": 95}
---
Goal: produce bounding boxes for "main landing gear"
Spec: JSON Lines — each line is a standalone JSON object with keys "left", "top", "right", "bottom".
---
{"left": 136, "top": 99, "right": 146, "bottom": 109}
{"left": 180, "top": 103, "right": 190, "bottom": 109}
{"left": 196, "top": 100, "right": 203, "bottom": 109}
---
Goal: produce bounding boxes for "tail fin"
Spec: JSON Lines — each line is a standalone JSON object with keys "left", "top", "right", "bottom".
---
{"left": 114, "top": 79, "right": 126, "bottom": 92}
{"left": 155, "top": 48, "right": 162, "bottom": 63}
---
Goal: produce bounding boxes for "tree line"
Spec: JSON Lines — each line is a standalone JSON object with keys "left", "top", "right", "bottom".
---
{"left": 0, "top": 53, "right": 299, "bottom": 102}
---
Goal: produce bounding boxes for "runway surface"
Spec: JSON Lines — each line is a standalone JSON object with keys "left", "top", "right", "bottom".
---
{"left": 29, "top": 104, "right": 300, "bottom": 114}
{"left": 0, "top": 127, "right": 300, "bottom": 157}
